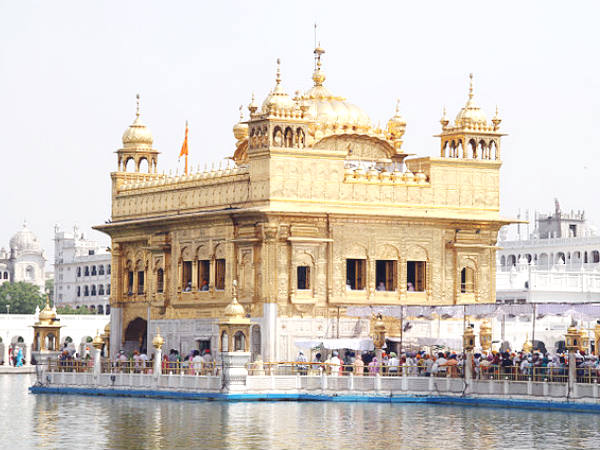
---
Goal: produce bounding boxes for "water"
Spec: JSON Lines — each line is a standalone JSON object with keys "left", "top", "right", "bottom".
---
{"left": 2, "top": 375, "right": 600, "bottom": 450}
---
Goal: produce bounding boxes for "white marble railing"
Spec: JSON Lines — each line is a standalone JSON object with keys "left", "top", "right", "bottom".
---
{"left": 496, "top": 269, "right": 600, "bottom": 292}
{"left": 37, "top": 370, "right": 600, "bottom": 402}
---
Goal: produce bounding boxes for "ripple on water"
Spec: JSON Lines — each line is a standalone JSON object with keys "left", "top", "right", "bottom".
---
{"left": 2, "top": 375, "right": 600, "bottom": 450}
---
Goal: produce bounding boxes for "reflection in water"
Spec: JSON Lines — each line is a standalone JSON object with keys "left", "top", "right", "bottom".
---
{"left": 2, "top": 375, "right": 600, "bottom": 450}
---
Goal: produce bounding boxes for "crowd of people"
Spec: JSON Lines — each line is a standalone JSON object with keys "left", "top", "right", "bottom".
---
{"left": 55, "top": 346, "right": 217, "bottom": 375}
{"left": 289, "top": 348, "right": 600, "bottom": 381}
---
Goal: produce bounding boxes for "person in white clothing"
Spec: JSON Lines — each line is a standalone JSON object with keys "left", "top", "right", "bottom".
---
{"left": 330, "top": 351, "right": 341, "bottom": 376}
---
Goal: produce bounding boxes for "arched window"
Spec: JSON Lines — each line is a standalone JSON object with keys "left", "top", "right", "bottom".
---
{"left": 284, "top": 127, "right": 293, "bottom": 148}
{"left": 84, "top": 266, "right": 90, "bottom": 276}
{"left": 77, "top": 286, "right": 81, "bottom": 297}
{"left": 77, "top": 267, "right": 81, "bottom": 277}
{"left": 106, "top": 284, "right": 111, "bottom": 295}
{"left": 221, "top": 331, "right": 228, "bottom": 352}
{"left": 98, "top": 285, "right": 105, "bottom": 295}
{"left": 296, "top": 128, "right": 305, "bottom": 148}
{"left": 3, "top": 272, "right": 7, "bottom": 279}
{"left": 107, "top": 264, "right": 111, "bottom": 275}
{"left": 91, "top": 285, "right": 97, "bottom": 296}
{"left": 97, "top": 305, "right": 104, "bottom": 315}
{"left": 91, "top": 265, "right": 97, "bottom": 276}
{"left": 272, "top": 126, "right": 283, "bottom": 147}
{"left": 234, "top": 331, "right": 246, "bottom": 352}
{"left": 157, "top": 268, "right": 164, "bottom": 293}
{"left": 25, "top": 266, "right": 34, "bottom": 280}
{"left": 84, "top": 286, "right": 89, "bottom": 296}
{"left": 124, "top": 157, "right": 135, "bottom": 172}
{"left": 593, "top": 251, "right": 600, "bottom": 263}
{"left": 138, "top": 157, "right": 149, "bottom": 173}
{"left": 460, "top": 267, "right": 475, "bottom": 293}
{"left": 98, "top": 265, "right": 105, "bottom": 275}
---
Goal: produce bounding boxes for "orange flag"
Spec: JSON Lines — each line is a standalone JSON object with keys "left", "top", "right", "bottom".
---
{"left": 179, "top": 121, "right": 189, "bottom": 174}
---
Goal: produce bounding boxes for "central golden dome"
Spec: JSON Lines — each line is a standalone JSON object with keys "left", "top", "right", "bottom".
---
{"left": 301, "top": 47, "right": 371, "bottom": 133}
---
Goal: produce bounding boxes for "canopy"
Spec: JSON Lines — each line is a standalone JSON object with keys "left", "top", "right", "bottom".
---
{"left": 346, "top": 303, "right": 600, "bottom": 320}
{"left": 294, "top": 338, "right": 374, "bottom": 351}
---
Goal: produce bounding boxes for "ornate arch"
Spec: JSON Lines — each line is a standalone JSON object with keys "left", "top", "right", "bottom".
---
{"left": 314, "top": 134, "right": 396, "bottom": 161}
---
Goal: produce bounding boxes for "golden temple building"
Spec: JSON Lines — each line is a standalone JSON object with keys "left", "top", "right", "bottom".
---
{"left": 95, "top": 47, "right": 510, "bottom": 361}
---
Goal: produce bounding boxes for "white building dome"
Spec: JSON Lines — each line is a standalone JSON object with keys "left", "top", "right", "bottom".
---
{"left": 10, "top": 222, "right": 42, "bottom": 253}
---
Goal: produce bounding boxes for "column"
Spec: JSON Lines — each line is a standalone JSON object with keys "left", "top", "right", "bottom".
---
{"left": 110, "top": 307, "right": 122, "bottom": 358}
{"left": 93, "top": 347, "right": 102, "bottom": 377}
{"left": 465, "top": 352, "right": 473, "bottom": 381}
{"left": 3, "top": 334, "right": 9, "bottom": 366}
{"left": 263, "top": 303, "right": 278, "bottom": 362}
{"left": 154, "top": 347, "right": 162, "bottom": 377}
{"left": 568, "top": 351, "right": 576, "bottom": 390}
{"left": 24, "top": 343, "right": 31, "bottom": 366}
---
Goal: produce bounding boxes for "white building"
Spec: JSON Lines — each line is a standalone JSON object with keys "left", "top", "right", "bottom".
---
{"left": 0, "top": 311, "right": 108, "bottom": 365}
{"left": 53, "top": 225, "right": 111, "bottom": 314}
{"left": 497, "top": 200, "right": 600, "bottom": 303}
{"left": 0, "top": 222, "right": 46, "bottom": 291}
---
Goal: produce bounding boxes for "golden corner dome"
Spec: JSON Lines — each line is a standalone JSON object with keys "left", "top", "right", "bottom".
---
{"left": 260, "top": 59, "right": 296, "bottom": 113}
{"left": 301, "top": 47, "right": 371, "bottom": 132}
{"left": 232, "top": 106, "right": 248, "bottom": 142}
{"left": 122, "top": 94, "right": 154, "bottom": 148}
{"left": 454, "top": 74, "right": 488, "bottom": 127}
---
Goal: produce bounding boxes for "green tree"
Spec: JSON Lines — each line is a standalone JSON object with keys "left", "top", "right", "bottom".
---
{"left": 56, "top": 305, "right": 94, "bottom": 315}
{"left": 0, "top": 282, "right": 45, "bottom": 314}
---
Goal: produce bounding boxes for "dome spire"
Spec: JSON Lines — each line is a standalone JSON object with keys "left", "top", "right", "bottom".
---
{"left": 275, "top": 58, "right": 281, "bottom": 86}
{"left": 312, "top": 44, "right": 326, "bottom": 86}
{"left": 135, "top": 93, "right": 141, "bottom": 120}
{"left": 468, "top": 73, "right": 474, "bottom": 101}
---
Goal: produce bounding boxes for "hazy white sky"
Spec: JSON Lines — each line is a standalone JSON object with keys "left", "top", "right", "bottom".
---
{"left": 1, "top": 1, "right": 599, "bottom": 264}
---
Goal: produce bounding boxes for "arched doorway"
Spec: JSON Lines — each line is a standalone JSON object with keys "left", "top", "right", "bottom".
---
{"left": 124, "top": 317, "right": 147, "bottom": 353}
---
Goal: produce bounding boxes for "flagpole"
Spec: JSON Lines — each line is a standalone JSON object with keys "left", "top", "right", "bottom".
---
{"left": 186, "top": 120, "right": 188, "bottom": 175}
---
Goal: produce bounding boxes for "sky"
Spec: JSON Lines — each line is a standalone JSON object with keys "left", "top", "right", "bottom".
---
{"left": 0, "top": 1, "right": 599, "bottom": 266}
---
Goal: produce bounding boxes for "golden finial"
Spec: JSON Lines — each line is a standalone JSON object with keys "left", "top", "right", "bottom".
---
{"left": 152, "top": 327, "right": 164, "bottom": 349}
{"left": 275, "top": 58, "right": 281, "bottom": 85}
{"left": 468, "top": 73, "right": 474, "bottom": 100}
{"left": 238, "top": 104, "right": 243, "bottom": 121}
{"left": 440, "top": 106, "right": 449, "bottom": 128}
{"left": 135, "top": 93, "right": 141, "bottom": 119}
{"left": 312, "top": 41, "right": 326, "bottom": 86}
{"left": 248, "top": 92, "right": 258, "bottom": 115}
{"left": 492, "top": 105, "right": 502, "bottom": 130}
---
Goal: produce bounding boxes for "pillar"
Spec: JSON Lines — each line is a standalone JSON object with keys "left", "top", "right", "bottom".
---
{"left": 92, "top": 331, "right": 104, "bottom": 377}
{"left": 263, "top": 303, "right": 277, "bottom": 362}
{"left": 465, "top": 352, "right": 473, "bottom": 381}
{"left": 93, "top": 347, "right": 102, "bottom": 377}
{"left": 152, "top": 327, "right": 164, "bottom": 377}
{"left": 568, "top": 351, "right": 576, "bottom": 390}
{"left": 3, "top": 337, "right": 9, "bottom": 366}
{"left": 110, "top": 307, "right": 122, "bottom": 358}
{"left": 24, "top": 343, "right": 31, "bottom": 366}
{"left": 154, "top": 347, "right": 162, "bottom": 377}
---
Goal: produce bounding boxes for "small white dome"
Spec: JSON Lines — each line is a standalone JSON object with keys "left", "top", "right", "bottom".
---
{"left": 10, "top": 222, "right": 41, "bottom": 253}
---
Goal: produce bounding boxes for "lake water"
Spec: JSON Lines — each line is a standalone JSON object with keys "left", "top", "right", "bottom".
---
{"left": 2, "top": 374, "right": 600, "bottom": 450}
